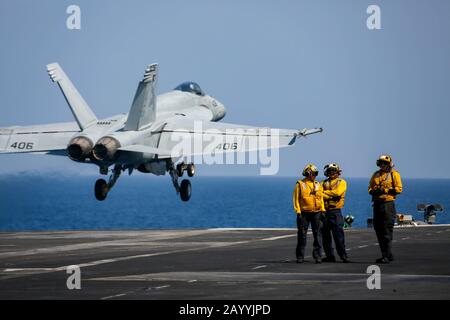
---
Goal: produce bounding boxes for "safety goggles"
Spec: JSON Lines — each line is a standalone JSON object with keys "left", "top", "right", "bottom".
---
{"left": 376, "top": 160, "right": 390, "bottom": 167}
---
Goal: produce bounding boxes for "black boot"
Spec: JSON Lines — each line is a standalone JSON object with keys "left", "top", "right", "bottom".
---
{"left": 322, "top": 256, "right": 336, "bottom": 263}
{"left": 376, "top": 257, "right": 390, "bottom": 264}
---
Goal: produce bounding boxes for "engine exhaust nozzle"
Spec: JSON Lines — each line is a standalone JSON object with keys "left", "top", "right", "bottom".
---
{"left": 92, "top": 136, "right": 121, "bottom": 162}
{"left": 67, "top": 136, "right": 94, "bottom": 161}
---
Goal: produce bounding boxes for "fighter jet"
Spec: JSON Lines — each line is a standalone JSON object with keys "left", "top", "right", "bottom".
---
{"left": 0, "top": 63, "right": 322, "bottom": 201}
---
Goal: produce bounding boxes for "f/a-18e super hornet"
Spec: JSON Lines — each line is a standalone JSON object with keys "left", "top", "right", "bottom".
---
{"left": 0, "top": 63, "right": 322, "bottom": 201}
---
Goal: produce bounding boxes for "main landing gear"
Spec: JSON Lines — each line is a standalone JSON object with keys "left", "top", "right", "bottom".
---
{"left": 170, "top": 161, "right": 195, "bottom": 201}
{"left": 95, "top": 164, "right": 123, "bottom": 201}
{"left": 94, "top": 162, "right": 196, "bottom": 202}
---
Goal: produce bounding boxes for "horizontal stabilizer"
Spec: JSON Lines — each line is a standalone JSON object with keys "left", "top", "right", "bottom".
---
{"left": 47, "top": 63, "right": 97, "bottom": 130}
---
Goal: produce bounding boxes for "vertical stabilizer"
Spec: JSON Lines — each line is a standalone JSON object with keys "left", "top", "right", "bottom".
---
{"left": 124, "top": 63, "right": 158, "bottom": 131}
{"left": 47, "top": 63, "right": 97, "bottom": 130}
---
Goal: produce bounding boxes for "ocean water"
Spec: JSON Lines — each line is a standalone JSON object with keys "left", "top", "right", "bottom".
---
{"left": 0, "top": 175, "right": 448, "bottom": 231}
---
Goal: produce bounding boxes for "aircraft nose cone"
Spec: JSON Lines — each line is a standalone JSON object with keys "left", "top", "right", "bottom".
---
{"left": 92, "top": 137, "right": 121, "bottom": 161}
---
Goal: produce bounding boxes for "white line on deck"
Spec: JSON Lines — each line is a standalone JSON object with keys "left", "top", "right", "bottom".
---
{"left": 90, "top": 271, "right": 450, "bottom": 283}
{"left": 261, "top": 235, "right": 296, "bottom": 241}
{"left": 357, "top": 245, "right": 369, "bottom": 249}
{"left": 4, "top": 268, "right": 57, "bottom": 272}
{"left": 0, "top": 229, "right": 236, "bottom": 259}
{"left": 401, "top": 237, "right": 411, "bottom": 240}
{"left": 0, "top": 243, "right": 241, "bottom": 279}
{"left": 155, "top": 285, "right": 171, "bottom": 290}
{"left": 252, "top": 265, "right": 267, "bottom": 270}
{"left": 101, "top": 293, "right": 127, "bottom": 300}
{"left": 210, "top": 228, "right": 295, "bottom": 231}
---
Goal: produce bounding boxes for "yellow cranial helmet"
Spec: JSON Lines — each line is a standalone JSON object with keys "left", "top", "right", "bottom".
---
{"left": 324, "top": 163, "right": 341, "bottom": 176}
{"left": 302, "top": 164, "right": 319, "bottom": 177}
{"left": 376, "top": 154, "right": 393, "bottom": 167}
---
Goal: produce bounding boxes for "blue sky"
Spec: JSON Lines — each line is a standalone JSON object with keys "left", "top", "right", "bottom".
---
{"left": 0, "top": 0, "right": 449, "bottom": 178}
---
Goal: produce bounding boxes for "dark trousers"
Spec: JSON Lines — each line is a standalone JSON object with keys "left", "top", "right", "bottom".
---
{"left": 322, "top": 209, "right": 348, "bottom": 260}
{"left": 373, "top": 201, "right": 396, "bottom": 258}
{"left": 296, "top": 212, "right": 323, "bottom": 259}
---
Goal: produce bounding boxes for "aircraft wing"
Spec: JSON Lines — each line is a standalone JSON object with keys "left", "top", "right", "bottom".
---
{"left": 119, "top": 118, "right": 322, "bottom": 159}
{"left": 0, "top": 122, "right": 79, "bottom": 155}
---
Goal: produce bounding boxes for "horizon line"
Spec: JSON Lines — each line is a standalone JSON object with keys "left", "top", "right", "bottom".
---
{"left": 0, "top": 172, "right": 449, "bottom": 180}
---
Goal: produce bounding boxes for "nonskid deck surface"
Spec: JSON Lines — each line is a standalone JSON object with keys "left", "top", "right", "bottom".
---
{"left": 0, "top": 226, "right": 449, "bottom": 299}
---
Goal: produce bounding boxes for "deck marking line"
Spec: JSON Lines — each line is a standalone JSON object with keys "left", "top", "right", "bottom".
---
{"left": 261, "top": 235, "right": 296, "bottom": 241}
{"left": 252, "top": 265, "right": 267, "bottom": 270}
{"left": 101, "top": 293, "right": 127, "bottom": 300}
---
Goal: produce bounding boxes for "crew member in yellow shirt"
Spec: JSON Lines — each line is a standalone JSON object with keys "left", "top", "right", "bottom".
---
{"left": 368, "top": 155, "right": 403, "bottom": 264}
{"left": 321, "top": 163, "right": 349, "bottom": 263}
{"left": 292, "top": 164, "right": 325, "bottom": 264}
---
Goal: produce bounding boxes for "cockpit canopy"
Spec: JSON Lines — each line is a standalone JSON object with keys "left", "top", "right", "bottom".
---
{"left": 174, "top": 82, "right": 205, "bottom": 96}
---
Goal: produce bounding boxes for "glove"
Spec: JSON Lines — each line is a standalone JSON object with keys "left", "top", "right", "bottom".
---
{"left": 331, "top": 196, "right": 341, "bottom": 201}
{"left": 370, "top": 188, "right": 383, "bottom": 196}
{"left": 388, "top": 189, "right": 397, "bottom": 196}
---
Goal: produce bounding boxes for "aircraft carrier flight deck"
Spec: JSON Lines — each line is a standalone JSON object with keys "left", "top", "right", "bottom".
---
{"left": 1, "top": 225, "right": 449, "bottom": 299}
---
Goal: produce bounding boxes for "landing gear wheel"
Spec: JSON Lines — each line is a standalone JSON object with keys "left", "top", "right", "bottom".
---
{"left": 180, "top": 179, "right": 192, "bottom": 202}
{"left": 176, "top": 163, "right": 184, "bottom": 177}
{"left": 95, "top": 179, "right": 108, "bottom": 201}
{"left": 187, "top": 164, "right": 195, "bottom": 177}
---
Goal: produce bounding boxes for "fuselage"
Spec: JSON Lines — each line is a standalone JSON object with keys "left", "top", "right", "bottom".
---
{"left": 155, "top": 90, "right": 226, "bottom": 122}
{"left": 67, "top": 89, "right": 226, "bottom": 173}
